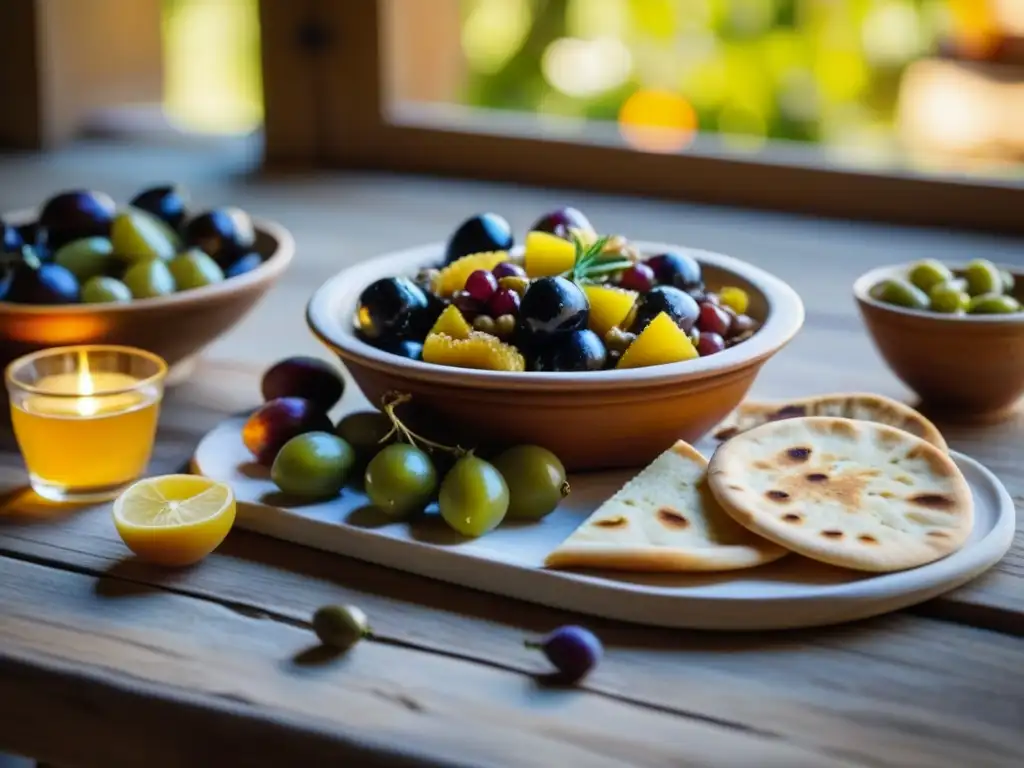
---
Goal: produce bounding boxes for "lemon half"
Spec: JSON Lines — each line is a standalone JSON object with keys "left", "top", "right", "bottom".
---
{"left": 113, "top": 474, "right": 236, "bottom": 566}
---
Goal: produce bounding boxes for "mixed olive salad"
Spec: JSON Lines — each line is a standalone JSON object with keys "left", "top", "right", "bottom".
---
{"left": 871, "top": 258, "right": 1021, "bottom": 315}
{"left": 0, "top": 186, "right": 264, "bottom": 305}
{"left": 353, "top": 207, "right": 761, "bottom": 373}
{"left": 245, "top": 356, "right": 570, "bottom": 538}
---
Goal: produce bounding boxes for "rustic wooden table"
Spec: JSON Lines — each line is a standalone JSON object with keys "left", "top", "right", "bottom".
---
{"left": 1, "top": 141, "right": 1023, "bottom": 768}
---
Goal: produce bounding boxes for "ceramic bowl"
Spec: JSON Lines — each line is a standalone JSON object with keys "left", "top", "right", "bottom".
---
{"left": 308, "top": 241, "right": 804, "bottom": 472}
{"left": 854, "top": 263, "right": 1024, "bottom": 421}
{"left": 0, "top": 212, "right": 294, "bottom": 388}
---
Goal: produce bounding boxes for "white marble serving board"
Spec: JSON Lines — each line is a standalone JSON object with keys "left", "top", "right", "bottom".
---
{"left": 193, "top": 417, "right": 1015, "bottom": 631}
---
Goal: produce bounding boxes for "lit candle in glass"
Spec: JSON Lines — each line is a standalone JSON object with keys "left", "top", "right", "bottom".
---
{"left": 6, "top": 345, "right": 167, "bottom": 503}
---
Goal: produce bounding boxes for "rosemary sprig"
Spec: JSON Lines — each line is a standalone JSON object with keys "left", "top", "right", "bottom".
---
{"left": 562, "top": 234, "right": 634, "bottom": 284}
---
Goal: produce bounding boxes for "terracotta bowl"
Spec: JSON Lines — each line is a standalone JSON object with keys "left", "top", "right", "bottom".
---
{"left": 308, "top": 241, "right": 804, "bottom": 472}
{"left": 854, "top": 263, "right": 1024, "bottom": 421}
{"left": 0, "top": 211, "right": 294, "bottom": 389}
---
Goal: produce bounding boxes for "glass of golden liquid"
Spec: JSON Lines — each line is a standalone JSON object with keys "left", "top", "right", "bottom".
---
{"left": 6, "top": 345, "right": 168, "bottom": 503}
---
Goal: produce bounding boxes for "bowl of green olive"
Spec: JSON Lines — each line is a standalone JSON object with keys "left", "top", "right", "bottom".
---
{"left": 0, "top": 185, "right": 294, "bottom": 390}
{"left": 854, "top": 258, "right": 1024, "bottom": 420}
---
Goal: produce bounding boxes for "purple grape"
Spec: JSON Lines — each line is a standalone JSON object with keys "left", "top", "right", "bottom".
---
{"left": 730, "top": 313, "right": 756, "bottom": 338}
{"left": 618, "top": 263, "right": 655, "bottom": 293}
{"left": 492, "top": 261, "right": 526, "bottom": 279}
{"left": 524, "top": 625, "right": 603, "bottom": 683}
{"left": 452, "top": 290, "right": 482, "bottom": 320}
{"left": 487, "top": 288, "right": 520, "bottom": 318}
{"left": 465, "top": 269, "right": 498, "bottom": 303}
{"left": 531, "top": 207, "right": 594, "bottom": 241}
{"left": 697, "top": 302, "right": 731, "bottom": 337}
{"left": 697, "top": 331, "right": 725, "bottom": 356}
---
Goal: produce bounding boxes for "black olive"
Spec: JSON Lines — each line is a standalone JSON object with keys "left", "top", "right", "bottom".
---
{"left": 131, "top": 184, "right": 190, "bottom": 231}
{"left": 184, "top": 207, "right": 256, "bottom": 267}
{"left": 376, "top": 337, "right": 424, "bottom": 361}
{"left": 529, "top": 329, "right": 607, "bottom": 372}
{"left": 646, "top": 251, "right": 703, "bottom": 293}
{"left": 1, "top": 249, "right": 80, "bottom": 304}
{"left": 444, "top": 213, "right": 514, "bottom": 264}
{"left": 517, "top": 276, "right": 589, "bottom": 344}
{"left": 1, "top": 219, "right": 24, "bottom": 253}
{"left": 38, "top": 190, "right": 116, "bottom": 251}
{"left": 626, "top": 285, "right": 699, "bottom": 335}
{"left": 355, "top": 277, "right": 436, "bottom": 342}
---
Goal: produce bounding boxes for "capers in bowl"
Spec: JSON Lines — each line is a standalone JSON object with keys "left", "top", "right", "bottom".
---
{"left": 871, "top": 258, "right": 1021, "bottom": 316}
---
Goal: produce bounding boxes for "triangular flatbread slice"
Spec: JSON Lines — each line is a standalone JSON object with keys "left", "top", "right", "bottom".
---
{"left": 708, "top": 417, "right": 973, "bottom": 573}
{"left": 544, "top": 441, "right": 787, "bottom": 572}
{"left": 712, "top": 392, "right": 947, "bottom": 451}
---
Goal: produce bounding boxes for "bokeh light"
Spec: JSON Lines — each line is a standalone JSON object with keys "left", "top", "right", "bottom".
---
{"left": 618, "top": 89, "right": 698, "bottom": 154}
{"left": 542, "top": 37, "right": 633, "bottom": 99}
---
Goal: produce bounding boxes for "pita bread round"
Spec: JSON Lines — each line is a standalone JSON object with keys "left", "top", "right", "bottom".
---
{"left": 544, "top": 441, "right": 787, "bottom": 572}
{"left": 713, "top": 393, "right": 947, "bottom": 451}
{"left": 707, "top": 417, "right": 973, "bottom": 573}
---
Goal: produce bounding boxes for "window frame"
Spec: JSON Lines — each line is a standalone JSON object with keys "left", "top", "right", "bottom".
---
{"left": 257, "top": 0, "right": 1024, "bottom": 234}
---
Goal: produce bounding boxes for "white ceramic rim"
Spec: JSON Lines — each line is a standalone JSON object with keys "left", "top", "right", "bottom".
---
{"left": 195, "top": 416, "right": 1017, "bottom": 630}
{"left": 853, "top": 262, "right": 1024, "bottom": 325}
{"left": 307, "top": 240, "right": 805, "bottom": 392}
{"left": 0, "top": 208, "right": 294, "bottom": 314}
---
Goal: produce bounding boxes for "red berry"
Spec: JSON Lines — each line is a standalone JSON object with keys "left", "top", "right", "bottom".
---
{"left": 492, "top": 262, "right": 526, "bottom": 279}
{"left": 619, "top": 263, "right": 655, "bottom": 292}
{"left": 487, "top": 288, "right": 520, "bottom": 318}
{"left": 697, "top": 331, "right": 725, "bottom": 356}
{"left": 729, "top": 313, "right": 756, "bottom": 338}
{"left": 697, "top": 302, "right": 731, "bottom": 337}
{"left": 465, "top": 269, "right": 498, "bottom": 302}
{"left": 452, "top": 290, "right": 482, "bottom": 320}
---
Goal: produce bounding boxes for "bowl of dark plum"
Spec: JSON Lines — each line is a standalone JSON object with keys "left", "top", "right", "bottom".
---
{"left": 308, "top": 208, "right": 804, "bottom": 472}
{"left": 0, "top": 185, "right": 293, "bottom": 388}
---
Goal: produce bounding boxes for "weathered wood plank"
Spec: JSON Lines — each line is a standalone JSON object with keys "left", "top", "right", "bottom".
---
{"left": 0, "top": 556, "right": 869, "bottom": 768}
{"left": 2, "top": 470, "right": 1024, "bottom": 766}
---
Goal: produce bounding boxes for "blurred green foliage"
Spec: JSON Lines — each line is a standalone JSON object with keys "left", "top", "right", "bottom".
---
{"left": 460, "top": 0, "right": 954, "bottom": 147}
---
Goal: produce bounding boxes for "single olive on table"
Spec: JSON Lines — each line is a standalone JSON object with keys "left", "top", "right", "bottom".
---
{"left": 351, "top": 207, "right": 763, "bottom": 373}
{"left": 0, "top": 184, "right": 267, "bottom": 306}
{"left": 870, "top": 258, "right": 1021, "bottom": 316}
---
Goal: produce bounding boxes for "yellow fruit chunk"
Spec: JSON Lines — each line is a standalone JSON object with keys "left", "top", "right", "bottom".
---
{"left": 719, "top": 286, "right": 749, "bottom": 315}
{"left": 112, "top": 475, "right": 236, "bottom": 567}
{"left": 432, "top": 251, "right": 509, "bottom": 296}
{"left": 524, "top": 231, "right": 576, "bottom": 278}
{"left": 429, "top": 304, "right": 472, "bottom": 340}
{"left": 583, "top": 284, "right": 637, "bottom": 338}
{"left": 423, "top": 331, "right": 526, "bottom": 372}
{"left": 617, "top": 312, "right": 698, "bottom": 369}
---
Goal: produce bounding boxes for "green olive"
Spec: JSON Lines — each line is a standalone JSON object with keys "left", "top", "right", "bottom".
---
{"left": 335, "top": 411, "right": 394, "bottom": 463}
{"left": 967, "top": 293, "right": 1021, "bottom": 315}
{"left": 964, "top": 259, "right": 1002, "bottom": 297}
{"left": 364, "top": 443, "right": 437, "bottom": 517}
{"left": 491, "top": 445, "right": 569, "bottom": 520}
{"left": 438, "top": 455, "right": 509, "bottom": 537}
{"left": 312, "top": 604, "right": 369, "bottom": 650}
{"left": 54, "top": 237, "right": 115, "bottom": 281}
{"left": 123, "top": 259, "right": 176, "bottom": 299}
{"left": 907, "top": 259, "right": 953, "bottom": 293}
{"left": 927, "top": 282, "right": 970, "bottom": 314}
{"left": 271, "top": 432, "right": 355, "bottom": 498}
{"left": 81, "top": 276, "right": 132, "bottom": 304}
{"left": 169, "top": 248, "right": 224, "bottom": 291}
{"left": 869, "top": 278, "right": 929, "bottom": 310}
{"left": 1001, "top": 269, "right": 1015, "bottom": 294}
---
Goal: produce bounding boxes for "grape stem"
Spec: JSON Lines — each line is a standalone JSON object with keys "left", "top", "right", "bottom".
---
{"left": 380, "top": 391, "right": 467, "bottom": 457}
